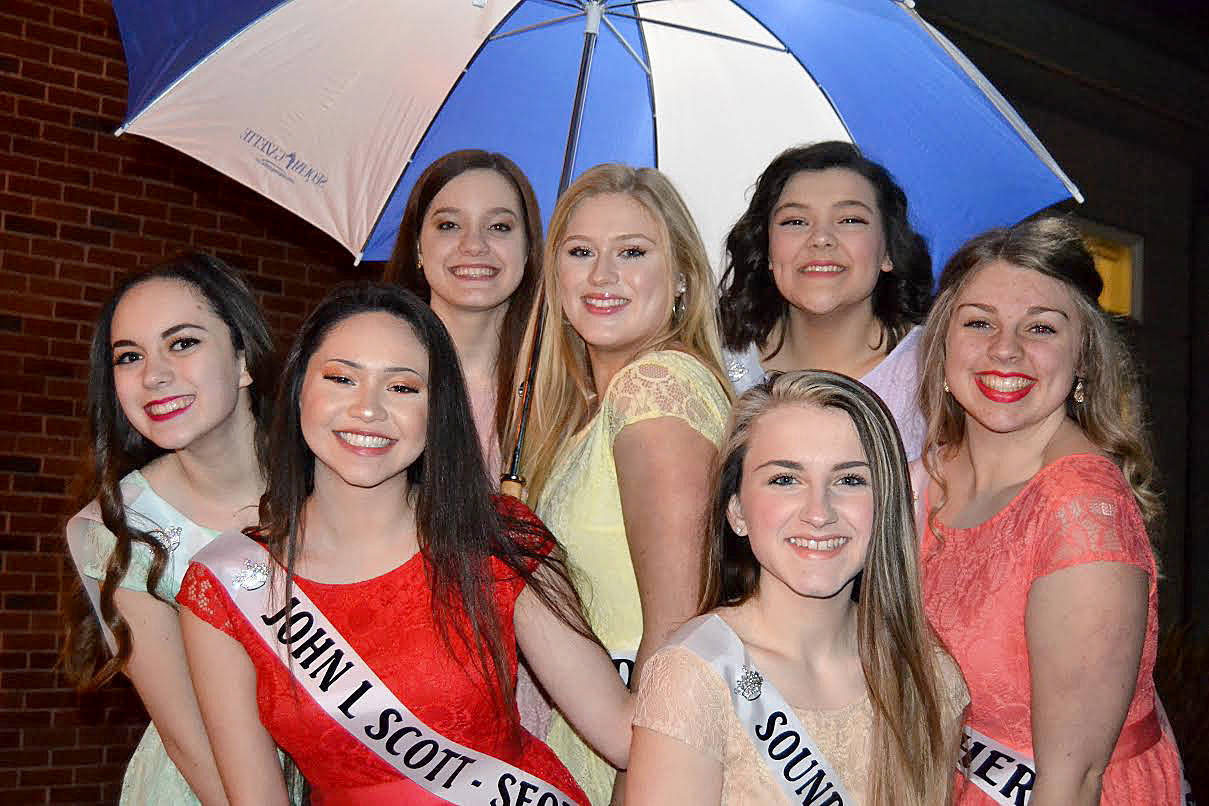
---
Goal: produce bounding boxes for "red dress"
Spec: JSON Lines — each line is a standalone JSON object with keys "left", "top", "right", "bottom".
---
{"left": 921, "top": 454, "right": 1184, "bottom": 804}
{"left": 177, "top": 497, "right": 587, "bottom": 806}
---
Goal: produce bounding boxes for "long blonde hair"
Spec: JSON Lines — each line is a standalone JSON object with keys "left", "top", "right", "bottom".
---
{"left": 701, "top": 371, "right": 959, "bottom": 806}
{"left": 518, "top": 164, "right": 731, "bottom": 505}
{"left": 918, "top": 216, "right": 1161, "bottom": 528}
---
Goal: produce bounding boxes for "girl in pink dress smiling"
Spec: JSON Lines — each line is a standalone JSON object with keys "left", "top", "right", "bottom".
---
{"left": 917, "top": 217, "right": 1186, "bottom": 805}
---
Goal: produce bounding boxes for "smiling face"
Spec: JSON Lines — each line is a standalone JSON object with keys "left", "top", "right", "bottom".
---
{"left": 110, "top": 278, "right": 251, "bottom": 453}
{"left": 557, "top": 192, "right": 675, "bottom": 380}
{"left": 727, "top": 403, "right": 874, "bottom": 601}
{"left": 417, "top": 168, "right": 528, "bottom": 317}
{"left": 944, "top": 259, "right": 1083, "bottom": 438}
{"left": 767, "top": 167, "right": 891, "bottom": 320}
{"left": 299, "top": 311, "right": 429, "bottom": 493}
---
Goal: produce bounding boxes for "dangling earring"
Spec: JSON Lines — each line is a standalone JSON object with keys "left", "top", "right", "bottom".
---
{"left": 1073, "top": 377, "right": 1085, "bottom": 404}
{"left": 673, "top": 273, "right": 687, "bottom": 320}
{"left": 943, "top": 379, "right": 950, "bottom": 394}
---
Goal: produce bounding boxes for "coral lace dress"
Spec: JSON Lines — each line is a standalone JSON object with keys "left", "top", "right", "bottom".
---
{"left": 176, "top": 497, "right": 587, "bottom": 806}
{"left": 921, "top": 454, "right": 1184, "bottom": 804}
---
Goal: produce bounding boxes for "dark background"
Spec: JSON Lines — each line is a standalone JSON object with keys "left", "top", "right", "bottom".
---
{"left": 1, "top": 1, "right": 1206, "bottom": 802}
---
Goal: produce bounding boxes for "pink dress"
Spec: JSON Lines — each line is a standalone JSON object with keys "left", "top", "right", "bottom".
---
{"left": 921, "top": 454, "right": 1184, "bottom": 804}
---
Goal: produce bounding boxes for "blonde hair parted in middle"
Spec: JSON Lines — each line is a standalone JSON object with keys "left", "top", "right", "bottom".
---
{"left": 518, "top": 164, "right": 731, "bottom": 505}
{"left": 701, "top": 370, "right": 960, "bottom": 806}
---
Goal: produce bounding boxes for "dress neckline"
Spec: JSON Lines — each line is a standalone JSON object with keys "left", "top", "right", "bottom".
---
{"left": 925, "top": 452, "right": 1117, "bottom": 535}
{"left": 294, "top": 548, "right": 424, "bottom": 589}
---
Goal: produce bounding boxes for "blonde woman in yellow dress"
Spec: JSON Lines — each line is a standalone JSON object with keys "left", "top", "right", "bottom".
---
{"left": 519, "top": 164, "right": 732, "bottom": 803}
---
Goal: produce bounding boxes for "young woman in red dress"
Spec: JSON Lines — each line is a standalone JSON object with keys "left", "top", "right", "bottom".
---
{"left": 177, "top": 284, "right": 631, "bottom": 805}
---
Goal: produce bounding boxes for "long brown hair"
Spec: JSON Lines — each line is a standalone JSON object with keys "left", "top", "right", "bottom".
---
{"left": 701, "top": 370, "right": 959, "bottom": 806}
{"left": 918, "top": 216, "right": 1161, "bottom": 528}
{"left": 258, "top": 283, "right": 593, "bottom": 737}
{"left": 520, "top": 164, "right": 732, "bottom": 505}
{"left": 382, "top": 150, "right": 542, "bottom": 457}
{"left": 61, "top": 254, "right": 276, "bottom": 690}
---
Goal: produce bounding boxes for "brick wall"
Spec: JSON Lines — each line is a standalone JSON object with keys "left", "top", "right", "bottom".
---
{"left": 1, "top": 3, "right": 376, "bottom": 802}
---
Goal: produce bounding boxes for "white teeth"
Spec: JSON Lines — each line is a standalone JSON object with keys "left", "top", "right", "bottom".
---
{"left": 978, "top": 374, "right": 1034, "bottom": 392}
{"left": 146, "top": 396, "right": 194, "bottom": 415}
{"left": 788, "top": 536, "right": 849, "bottom": 551}
{"left": 337, "top": 432, "right": 393, "bottom": 448}
{"left": 451, "top": 267, "right": 498, "bottom": 278}
{"left": 584, "top": 297, "right": 628, "bottom": 309}
{"left": 801, "top": 264, "right": 844, "bottom": 273}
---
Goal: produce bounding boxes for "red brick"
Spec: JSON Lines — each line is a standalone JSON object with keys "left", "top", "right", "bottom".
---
{"left": 52, "top": 10, "right": 108, "bottom": 36}
{"left": 2, "top": 1, "right": 53, "bottom": 23}
{"left": 0, "top": 34, "right": 52, "bottom": 62}
{"left": 50, "top": 47, "right": 102, "bottom": 75}
{"left": 42, "top": 122, "right": 95, "bottom": 150}
{"left": 0, "top": 73, "right": 47, "bottom": 101}
{"left": 47, "top": 84, "right": 102, "bottom": 113}
{"left": 7, "top": 174, "right": 62, "bottom": 200}
{"left": 62, "top": 185, "right": 116, "bottom": 210}
{"left": 33, "top": 200, "right": 88, "bottom": 225}
{"left": 16, "top": 96, "right": 73, "bottom": 126}
{"left": 37, "top": 160, "right": 91, "bottom": 187}
{"left": 20, "top": 60, "right": 74, "bottom": 87}
{"left": 23, "top": 22, "right": 80, "bottom": 51}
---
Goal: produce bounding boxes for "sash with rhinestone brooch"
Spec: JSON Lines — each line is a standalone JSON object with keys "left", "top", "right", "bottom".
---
{"left": 669, "top": 614, "right": 855, "bottom": 805}
{"left": 66, "top": 472, "right": 202, "bottom": 653}
{"left": 191, "top": 531, "right": 579, "bottom": 806}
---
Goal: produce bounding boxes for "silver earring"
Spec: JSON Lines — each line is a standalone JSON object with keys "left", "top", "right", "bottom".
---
{"left": 1073, "top": 377, "right": 1085, "bottom": 404}
{"left": 673, "top": 294, "right": 686, "bottom": 320}
{"left": 943, "top": 379, "right": 950, "bottom": 394}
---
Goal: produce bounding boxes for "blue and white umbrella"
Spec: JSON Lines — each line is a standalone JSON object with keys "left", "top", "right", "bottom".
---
{"left": 114, "top": 0, "right": 1081, "bottom": 268}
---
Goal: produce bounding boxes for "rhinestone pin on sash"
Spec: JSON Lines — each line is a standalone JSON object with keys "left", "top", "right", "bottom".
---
{"left": 734, "top": 664, "right": 763, "bottom": 701}
{"left": 154, "top": 525, "right": 182, "bottom": 552}
{"left": 232, "top": 559, "right": 269, "bottom": 591}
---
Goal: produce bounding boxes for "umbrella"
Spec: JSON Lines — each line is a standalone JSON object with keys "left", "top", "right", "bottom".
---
{"left": 113, "top": 0, "right": 1080, "bottom": 272}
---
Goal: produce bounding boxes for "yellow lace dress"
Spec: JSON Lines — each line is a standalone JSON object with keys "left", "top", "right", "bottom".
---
{"left": 537, "top": 350, "right": 730, "bottom": 804}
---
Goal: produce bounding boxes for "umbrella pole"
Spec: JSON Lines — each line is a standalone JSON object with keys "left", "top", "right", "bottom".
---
{"left": 500, "top": 2, "right": 604, "bottom": 500}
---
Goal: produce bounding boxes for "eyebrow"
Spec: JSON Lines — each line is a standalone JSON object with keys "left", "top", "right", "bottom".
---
{"left": 563, "top": 232, "right": 656, "bottom": 244}
{"left": 111, "top": 322, "right": 208, "bottom": 350}
{"left": 772, "top": 199, "right": 874, "bottom": 216}
{"left": 752, "top": 459, "right": 870, "bottom": 472}
{"left": 957, "top": 302, "right": 1070, "bottom": 319}
{"left": 429, "top": 206, "right": 517, "bottom": 218}
{"left": 327, "top": 358, "right": 424, "bottom": 376}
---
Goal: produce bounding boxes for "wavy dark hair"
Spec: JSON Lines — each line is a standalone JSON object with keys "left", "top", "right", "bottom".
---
{"left": 382, "top": 150, "right": 543, "bottom": 458}
{"left": 258, "top": 283, "right": 591, "bottom": 735}
{"left": 61, "top": 253, "right": 276, "bottom": 690}
{"left": 718, "top": 141, "right": 932, "bottom": 357}
{"left": 700, "top": 370, "right": 959, "bottom": 806}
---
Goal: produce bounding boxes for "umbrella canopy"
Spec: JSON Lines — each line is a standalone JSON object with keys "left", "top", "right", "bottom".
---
{"left": 114, "top": 0, "right": 1080, "bottom": 269}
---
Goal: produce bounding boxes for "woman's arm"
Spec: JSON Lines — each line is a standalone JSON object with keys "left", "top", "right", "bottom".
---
{"left": 610, "top": 417, "right": 716, "bottom": 805}
{"left": 180, "top": 609, "right": 290, "bottom": 806}
{"left": 625, "top": 727, "right": 722, "bottom": 806}
{"left": 114, "top": 588, "right": 229, "bottom": 805}
{"left": 515, "top": 579, "right": 633, "bottom": 769}
{"left": 613, "top": 416, "right": 716, "bottom": 685}
{"left": 1025, "top": 561, "right": 1148, "bottom": 806}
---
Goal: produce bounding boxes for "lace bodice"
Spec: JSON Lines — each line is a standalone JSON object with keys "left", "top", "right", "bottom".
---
{"left": 722, "top": 326, "right": 925, "bottom": 460}
{"left": 922, "top": 454, "right": 1184, "bottom": 804}
{"left": 538, "top": 350, "right": 730, "bottom": 804}
{"left": 633, "top": 643, "right": 968, "bottom": 805}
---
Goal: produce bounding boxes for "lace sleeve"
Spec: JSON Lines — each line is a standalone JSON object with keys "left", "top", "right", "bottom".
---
{"left": 632, "top": 646, "right": 730, "bottom": 761}
{"left": 1032, "top": 458, "right": 1153, "bottom": 580}
{"left": 77, "top": 518, "right": 154, "bottom": 593}
{"left": 176, "top": 562, "right": 237, "bottom": 635}
{"left": 604, "top": 352, "right": 728, "bottom": 446}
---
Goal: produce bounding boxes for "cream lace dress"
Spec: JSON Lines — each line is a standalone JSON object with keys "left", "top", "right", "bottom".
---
{"left": 633, "top": 643, "right": 969, "bottom": 805}
{"left": 537, "top": 350, "right": 730, "bottom": 804}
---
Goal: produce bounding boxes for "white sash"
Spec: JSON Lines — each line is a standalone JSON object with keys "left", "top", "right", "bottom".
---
{"left": 610, "top": 650, "right": 637, "bottom": 688}
{"left": 192, "top": 532, "right": 578, "bottom": 806}
{"left": 958, "top": 725, "right": 1035, "bottom": 806}
{"left": 671, "top": 614, "right": 855, "bottom": 806}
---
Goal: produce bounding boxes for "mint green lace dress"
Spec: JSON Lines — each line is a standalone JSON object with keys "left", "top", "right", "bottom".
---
{"left": 67, "top": 469, "right": 218, "bottom": 805}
